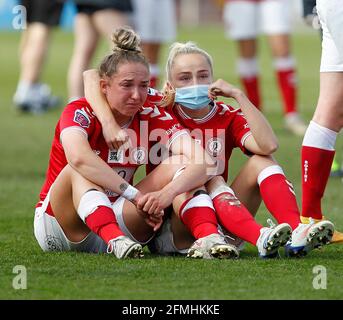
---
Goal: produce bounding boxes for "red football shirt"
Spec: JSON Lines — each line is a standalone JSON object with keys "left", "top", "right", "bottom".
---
{"left": 38, "top": 97, "right": 187, "bottom": 204}
{"left": 171, "top": 102, "right": 252, "bottom": 181}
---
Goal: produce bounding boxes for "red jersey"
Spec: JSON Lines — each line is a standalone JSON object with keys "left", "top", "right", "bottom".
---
{"left": 144, "top": 89, "right": 252, "bottom": 180}
{"left": 171, "top": 102, "right": 252, "bottom": 181}
{"left": 38, "top": 97, "right": 186, "bottom": 204}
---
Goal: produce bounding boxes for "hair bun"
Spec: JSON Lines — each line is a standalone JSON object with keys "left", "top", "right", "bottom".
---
{"left": 111, "top": 26, "right": 141, "bottom": 53}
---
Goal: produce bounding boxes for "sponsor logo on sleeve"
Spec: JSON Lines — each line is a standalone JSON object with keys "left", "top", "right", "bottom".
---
{"left": 73, "top": 109, "right": 91, "bottom": 128}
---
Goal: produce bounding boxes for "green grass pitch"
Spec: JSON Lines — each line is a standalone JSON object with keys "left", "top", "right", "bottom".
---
{"left": 0, "top": 25, "right": 342, "bottom": 300}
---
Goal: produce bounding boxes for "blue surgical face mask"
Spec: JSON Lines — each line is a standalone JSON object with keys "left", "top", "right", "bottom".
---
{"left": 174, "top": 84, "right": 212, "bottom": 110}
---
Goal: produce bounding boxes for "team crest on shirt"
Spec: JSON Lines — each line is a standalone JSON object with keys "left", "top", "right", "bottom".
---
{"left": 206, "top": 137, "right": 223, "bottom": 157}
{"left": 132, "top": 147, "right": 147, "bottom": 164}
{"left": 73, "top": 109, "right": 91, "bottom": 128}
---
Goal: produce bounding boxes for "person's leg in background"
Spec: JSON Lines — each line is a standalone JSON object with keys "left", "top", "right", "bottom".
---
{"left": 13, "top": 0, "right": 62, "bottom": 113}
{"left": 67, "top": 7, "right": 99, "bottom": 102}
{"left": 223, "top": 0, "right": 262, "bottom": 109}
{"left": 132, "top": 0, "right": 177, "bottom": 89}
{"left": 67, "top": 2, "right": 132, "bottom": 101}
{"left": 262, "top": 0, "right": 307, "bottom": 136}
{"left": 301, "top": 0, "right": 343, "bottom": 243}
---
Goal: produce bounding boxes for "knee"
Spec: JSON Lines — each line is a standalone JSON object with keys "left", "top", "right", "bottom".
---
{"left": 206, "top": 175, "right": 226, "bottom": 192}
{"left": 246, "top": 154, "right": 276, "bottom": 172}
{"left": 161, "top": 155, "right": 189, "bottom": 173}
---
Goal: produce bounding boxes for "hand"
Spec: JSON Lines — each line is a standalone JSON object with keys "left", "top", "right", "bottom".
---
{"left": 137, "top": 192, "right": 165, "bottom": 216}
{"left": 102, "top": 120, "right": 131, "bottom": 150}
{"left": 208, "top": 79, "right": 242, "bottom": 100}
{"left": 137, "top": 189, "right": 176, "bottom": 214}
{"left": 144, "top": 213, "right": 164, "bottom": 232}
{"left": 132, "top": 191, "right": 164, "bottom": 232}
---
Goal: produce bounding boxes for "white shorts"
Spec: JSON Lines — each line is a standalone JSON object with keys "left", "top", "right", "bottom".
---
{"left": 223, "top": 0, "right": 291, "bottom": 40}
{"left": 132, "top": 0, "right": 177, "bottom": 43}
{"left": 34, "top": 190, "right": 150, "bottom": 253}
{"left": 317, "top": 0, "right": 343, "bottom": 72}
{"left": 148, "top": 218, "right": 188, "bottom": 255}
{"left": 34, "top": 191, "right": 107, "bottom": 253}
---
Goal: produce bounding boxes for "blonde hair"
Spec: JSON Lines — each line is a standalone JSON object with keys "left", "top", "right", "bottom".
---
{"left": 98, "top": 26, "right": 149, "bottom": 78}
{"left": 160, "top": 42, "right": 214, "bottom": 108}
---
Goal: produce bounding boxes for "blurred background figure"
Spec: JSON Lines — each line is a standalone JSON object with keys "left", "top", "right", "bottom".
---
{"left": 67, "top": 0, "right": 132, "bottom": 102}
{"left": 223, "top": 0, "right": 307, "bottom": 136}
{"left": 302, "top": 0, "right": 320, "bottom": 30}
{"left": 302, "top": 0, "right": 343, "bottom": 178}
{"left": 131, "top": 0, "right": 177, "bottom": 89}
{"left": 13, "top": 0, "right": 64, "bottom": 114}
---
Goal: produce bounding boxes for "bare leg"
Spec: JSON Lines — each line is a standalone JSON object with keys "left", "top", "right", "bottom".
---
{"left": 67, "top": 14, "right": 99, "bottom": 100}
{"left": 49, "top": 165, "right": 101, "bottom": 243}
{"left": 238, "top": 38, "right": 257, "bottom": 58}
{"left": 267, "top": 34, "right": 290, "bottom": 57}
{"left": 141, "top": 42, "right": 161, "bottom": 87}
{"left": 18, "top": 28, "right": 29, "bottom": 62}
{"left": 92, "top": 9, "right": 129, "bottom": 43}
{"left": 141, "top": 43, "right": 161, "bottom": 65}
{"left": 236, "top": 39, "right": 261, "bottom": 108}
{"left": 313, "top": 72, "right": 343, "bottom": 130}
{"left": 267, "top": 34, "right": 306, "bottom": 134}
{"left": 19, "top": 22, "right": 51, "bottom": 84}
{"left": 230, "top": 155, "right": 276, "bottom": 216}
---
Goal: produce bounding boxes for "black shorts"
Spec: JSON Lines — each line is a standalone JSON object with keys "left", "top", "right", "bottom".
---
{"left": 20, "top": 0, "right": 65, "bottom": 26}
{"left": 75, "top": 0, "right": 133, "bottom": 15}
{"left": 302, "top": 0, "right": 316, "bottom": 17}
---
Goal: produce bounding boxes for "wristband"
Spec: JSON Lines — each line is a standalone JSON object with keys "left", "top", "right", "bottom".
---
{"left": 121, "top": 184, "right": 139, "bottom": 201}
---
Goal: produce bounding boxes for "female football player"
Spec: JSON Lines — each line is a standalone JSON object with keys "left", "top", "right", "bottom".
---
{"left": 34, "top": 27, "right": 240, "bottom": 260}
{"left": 83, "top": 40, "right": 334, "bottom": 258}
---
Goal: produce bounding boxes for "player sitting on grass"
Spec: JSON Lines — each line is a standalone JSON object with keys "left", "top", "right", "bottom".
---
{"left": 84, "top": 41, "right": 334, "bottom": 259}
{"left": 34, "top": 27, "right": 239, "bottom": 260}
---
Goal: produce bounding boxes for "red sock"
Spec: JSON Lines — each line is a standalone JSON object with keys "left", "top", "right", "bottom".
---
{"left": 179, "top": 194, "right": 219, "bottom": 239}
{"left": 301, "top": 146, "right": 335, "bottom": 220}
{"left": 259, "top": 169, "right": 301, "bottom": 230}
{"left": 85, "top": 206, "right": 124, "bottom": 244}
{"left": 276, "top": 68, "right": 297, "bottom": 115}
{"left": 212, "top": 192, "right": 262, "bottom": 245}
{"left": 241, "top": 76, "right": 261, "bottom": 109}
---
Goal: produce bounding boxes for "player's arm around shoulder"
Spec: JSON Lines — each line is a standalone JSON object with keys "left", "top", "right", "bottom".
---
{"left": 83, "top": 69, "right": 129, "bottom": 150}
{"left": 209, "top": 79, "right": 279, "bottom": 155}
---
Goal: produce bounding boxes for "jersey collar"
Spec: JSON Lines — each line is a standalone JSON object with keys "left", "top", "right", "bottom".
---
{"left": 176, "top": 101, "right": 218, "bottom": 124}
